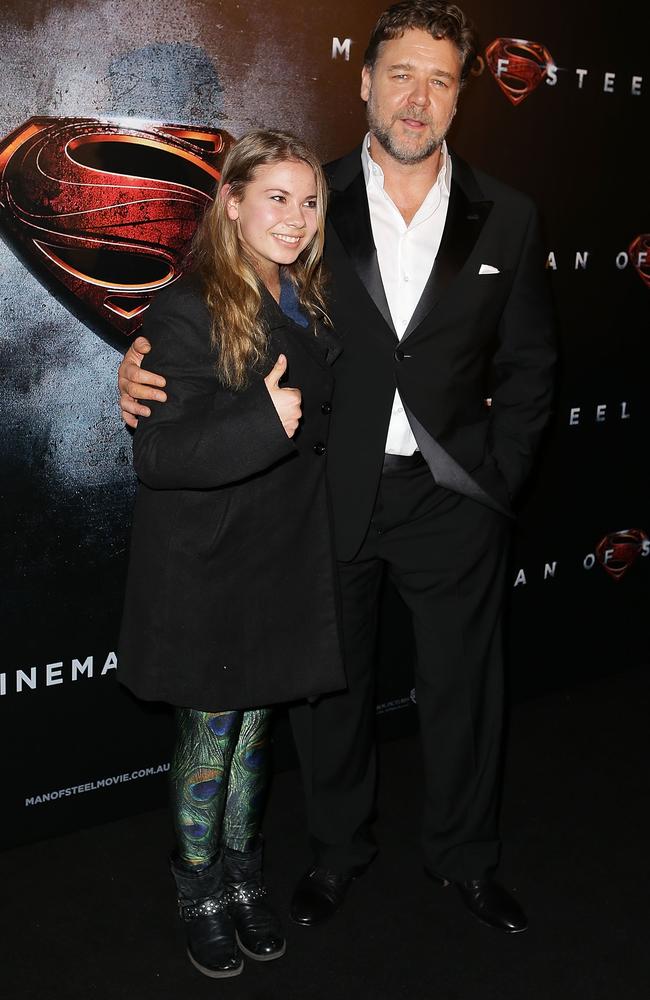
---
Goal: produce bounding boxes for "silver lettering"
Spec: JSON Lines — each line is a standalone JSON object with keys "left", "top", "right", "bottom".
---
{"left": 546, "top": 63, "right": 558, "bottom": 86}
{"left": 46, "top": 662, "right": 63, "bottom": 686}
{"left": 72, "top": 656, "right": 93, "bottom": 680}
{"left": 16, "top": 668, "right": 37, "bottom": 692}
{"left": 331, "top": 37, "right": 352, "bottom": 61}
{"left": 102, "top": 651, "right": 118, "bottom": 675}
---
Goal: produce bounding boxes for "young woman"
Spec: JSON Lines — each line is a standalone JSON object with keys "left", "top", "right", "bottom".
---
{"left": 118, "top": 131, "right": 345, "bottom": 978}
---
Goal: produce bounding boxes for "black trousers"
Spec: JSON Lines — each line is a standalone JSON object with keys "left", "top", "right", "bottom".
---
{"left": 290, "top": 458, "right": 510, "bottom": 881}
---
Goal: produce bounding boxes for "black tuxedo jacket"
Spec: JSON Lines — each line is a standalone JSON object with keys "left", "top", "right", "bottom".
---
{"left": 322, "top": 147, "right": 556, "bottom": 561}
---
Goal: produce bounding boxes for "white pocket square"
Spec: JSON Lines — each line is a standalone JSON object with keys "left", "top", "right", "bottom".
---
{"left": 479, "top": 264, "right": 500, "bottom": 275}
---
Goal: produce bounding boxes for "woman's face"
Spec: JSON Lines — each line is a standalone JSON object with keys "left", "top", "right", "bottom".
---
{"left": 225, "top": 159, "right": 319, "bottom": 287}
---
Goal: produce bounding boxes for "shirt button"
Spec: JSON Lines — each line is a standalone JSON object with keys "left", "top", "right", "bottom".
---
{"left": 403, "top": 273, "right": 410, "bottom": 282}
{"left": 313, "top": 442, "right": 326, "bottom": 456}
{"left": 320, "top": 401, "right": 332, "bottom": 415}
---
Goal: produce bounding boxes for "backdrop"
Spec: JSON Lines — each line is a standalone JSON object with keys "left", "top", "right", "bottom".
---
{"left": 1, "top": 0, "right": 647, "bottom": 849}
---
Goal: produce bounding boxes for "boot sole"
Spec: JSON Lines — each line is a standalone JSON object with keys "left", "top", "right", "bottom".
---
{"left": 236, "top": 933, "right": 286, "bottom": 962}
{"left": 187, "top": 948, "right": 244, "bottom": 978}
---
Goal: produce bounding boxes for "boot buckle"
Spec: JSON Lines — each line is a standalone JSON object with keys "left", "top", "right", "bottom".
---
{"left": 180, "top": 892, "right": 232, "bottom": 921}
{"left": 229, "top": 884, "right": 268, "bottom": 905}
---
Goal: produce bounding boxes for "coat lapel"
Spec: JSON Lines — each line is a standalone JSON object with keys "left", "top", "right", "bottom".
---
{"left": 261, "top": 287, "right": 341, "bottom": 369}
{"left": 327, "top": 152, "right": 397, "bottom": 340}
{"left": 310, "top": 320, "right": 343, "bottom": 367}
{"left": 402, "top": 160, "right": 493, "bottom": 342}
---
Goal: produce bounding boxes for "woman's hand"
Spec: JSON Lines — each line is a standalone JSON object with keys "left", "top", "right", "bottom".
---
{"left": 263, "top": 354, "right": 302, "bottom": 438}
{"left": 118, "top": 336, "right": 167, "bottom": 428}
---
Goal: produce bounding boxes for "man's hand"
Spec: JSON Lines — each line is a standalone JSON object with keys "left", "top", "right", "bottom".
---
{"left": 118, "top": 336, "right": 167, "bottom": 429}
{"left": 263, "top": 354, "right": 302, "bottom": 438}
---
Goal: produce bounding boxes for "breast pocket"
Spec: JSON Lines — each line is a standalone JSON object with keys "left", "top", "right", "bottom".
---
{"left": 471, "top": 267, "right": 514, "bottom": 321}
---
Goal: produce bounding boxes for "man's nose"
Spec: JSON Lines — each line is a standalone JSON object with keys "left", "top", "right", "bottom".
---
{"left": 408, "top": 78, "right": 429, "bottom": 106}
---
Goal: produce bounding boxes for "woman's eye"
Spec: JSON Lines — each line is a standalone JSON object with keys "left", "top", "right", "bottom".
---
{"left": 304, "top": 200, "right": 317, "bottom": 210}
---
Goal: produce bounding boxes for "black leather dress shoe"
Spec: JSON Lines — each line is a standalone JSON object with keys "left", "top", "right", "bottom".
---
{"left": 453, "top": 879, "right": 528, "bottom": 934}
{"left": 290, "top": 867, "right": 356, "bottom": 926}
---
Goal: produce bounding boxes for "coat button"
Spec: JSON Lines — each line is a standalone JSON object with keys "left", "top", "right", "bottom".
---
{"left": 394, "top": 348, "right": 405, "bottom": 361}
{"left": 320, "top": 401, "right": 332, "bottom": 415}
{"left": 313, "top": 442, "right": 326, "bottom": 456}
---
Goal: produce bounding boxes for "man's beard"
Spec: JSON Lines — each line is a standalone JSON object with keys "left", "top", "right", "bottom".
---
{"left": 366, "top": 89, "right": 451, "bottom": 165}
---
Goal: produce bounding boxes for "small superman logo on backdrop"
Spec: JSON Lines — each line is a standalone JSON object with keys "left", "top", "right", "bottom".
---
{"left": 595, "top": 529, "right": 649, "bottom": 580}
{"left": 485, "top": 39, "right": 554, "bottom": 105}
{"left": 0, "top": 117, "right": 233, "bottom": 345}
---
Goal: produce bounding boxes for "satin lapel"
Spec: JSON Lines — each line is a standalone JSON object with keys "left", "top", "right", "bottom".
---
{"left": 402, "top": 180, "right": 493, "bottom": 342}
{"left": 328, "top": 172, "right": 397, "bottom": 339}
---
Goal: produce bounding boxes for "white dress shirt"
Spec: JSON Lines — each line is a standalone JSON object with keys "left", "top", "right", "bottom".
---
{"left": 361, "top": 135, "right": 452, "bottom": 454}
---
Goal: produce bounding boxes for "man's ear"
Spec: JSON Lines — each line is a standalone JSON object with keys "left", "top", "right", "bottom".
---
{"left": 360, "top": 64, "right": 371, "bottom": 102}
{"left": 220, "top": 182, "right": 239, "bottom": 221}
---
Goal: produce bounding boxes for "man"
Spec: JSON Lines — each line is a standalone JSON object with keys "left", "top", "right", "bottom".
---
{"left": 119, "top": 2, "right": 555, "bottom": 934}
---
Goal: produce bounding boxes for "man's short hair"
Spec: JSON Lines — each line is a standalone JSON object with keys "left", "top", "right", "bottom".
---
{"left": 364, "top": 1, "right": 478, "bottom": 85}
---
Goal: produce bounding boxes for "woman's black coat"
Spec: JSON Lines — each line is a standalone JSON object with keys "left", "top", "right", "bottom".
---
{"left": 118, "top": 276, "right": 345, "bottom": 712}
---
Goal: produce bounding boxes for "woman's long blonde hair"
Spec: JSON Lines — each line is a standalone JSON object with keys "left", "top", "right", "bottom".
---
{"left": 192, "top": 129, "right": 330, "bottom": 390}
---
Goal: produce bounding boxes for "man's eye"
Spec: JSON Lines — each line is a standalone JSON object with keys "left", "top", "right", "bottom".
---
{"left": 271, "top": 195, "right": 286, "bottom": 202}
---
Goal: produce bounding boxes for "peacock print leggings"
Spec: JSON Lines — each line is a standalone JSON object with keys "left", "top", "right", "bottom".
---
{"left": 171, "top": 707, "right": 272, "bottom": 866}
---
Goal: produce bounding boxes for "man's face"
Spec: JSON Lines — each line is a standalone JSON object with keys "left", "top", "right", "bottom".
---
{"left": 361, "top": 29, "right": 462, "bottom": 165}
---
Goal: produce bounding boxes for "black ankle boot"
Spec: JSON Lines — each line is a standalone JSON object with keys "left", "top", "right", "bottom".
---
{"left": 170, "top": 853, "right": 243, "bottom": 978}
{"left": 222, "top": 840, "right": 286, "bottom": 961}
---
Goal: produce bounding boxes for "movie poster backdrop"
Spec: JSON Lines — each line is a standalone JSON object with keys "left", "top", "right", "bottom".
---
{"left": 1, "top": 0, "right": 647, "bottom": 848}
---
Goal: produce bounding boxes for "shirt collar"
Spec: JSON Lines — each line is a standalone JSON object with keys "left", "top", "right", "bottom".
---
{"left": 361, "top": 132, "right": 451, "bottom": 197}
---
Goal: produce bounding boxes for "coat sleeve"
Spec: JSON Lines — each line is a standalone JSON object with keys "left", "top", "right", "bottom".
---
{"left": 132, "top": 288, "right": 296, "bottom": 490}
{"left": 486, "top": 203, "right": 557, "bottom": 499}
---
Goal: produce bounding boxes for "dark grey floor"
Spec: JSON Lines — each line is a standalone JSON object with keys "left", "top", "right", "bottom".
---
{"left": 2, "top": 667, "right": 649, "bottom": 1000}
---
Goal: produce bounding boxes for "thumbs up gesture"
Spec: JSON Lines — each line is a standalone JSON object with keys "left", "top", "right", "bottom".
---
{"left": 263, "top": 354, "right": 302, "bottom": 438}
